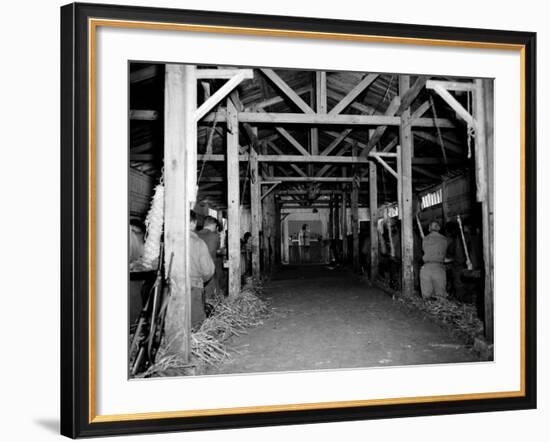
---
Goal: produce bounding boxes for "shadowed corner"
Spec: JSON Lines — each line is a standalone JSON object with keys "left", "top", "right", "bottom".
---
{"left": 34, "top": 418, "right": 59, "bottom": 434}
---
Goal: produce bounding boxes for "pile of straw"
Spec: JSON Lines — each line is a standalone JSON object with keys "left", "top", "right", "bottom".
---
{"left": 397, "top": 291, "right": 483, "bottom": 343}
{"left": 192, "top": 286, "right": 268, "bottom": 367}
{"left": 139, "top": 284, "right": 268, "bottom": 377}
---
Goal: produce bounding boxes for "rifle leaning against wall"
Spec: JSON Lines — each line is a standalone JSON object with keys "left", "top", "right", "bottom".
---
{"left": 129, "top": 243, "right": 173, "bottom": 376}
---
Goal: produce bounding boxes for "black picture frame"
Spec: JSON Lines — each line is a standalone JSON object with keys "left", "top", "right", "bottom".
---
{"left": 60, "top": 2, "right": 537, "bottom": 438}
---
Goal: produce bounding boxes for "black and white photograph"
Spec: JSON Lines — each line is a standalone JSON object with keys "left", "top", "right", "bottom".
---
{"left": 60, "top": 0, "right": 539, "bottom": 437}
{"left": 128, "top": 63, "right": 495, "bottom": 378}
{"left": 1, "top": 0, "right": 544, "bottom": 439}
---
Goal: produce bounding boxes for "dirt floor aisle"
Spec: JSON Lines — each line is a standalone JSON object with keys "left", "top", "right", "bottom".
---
{"left": 207, "top": 265, "right": 480, "bottom": 375}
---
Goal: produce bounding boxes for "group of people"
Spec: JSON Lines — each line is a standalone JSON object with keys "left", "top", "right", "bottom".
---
{"left": 189, "top": 211, "right": 226, "bottom": 328}
{"left": 287, "top": 224, "right": 341, "bottom": 265}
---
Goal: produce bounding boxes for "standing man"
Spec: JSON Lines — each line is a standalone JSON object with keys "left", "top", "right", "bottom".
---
{"left": 189, "top": 211, "right": 215, "bottom": 327}
{"left": 420, "top": 221, "right": 448, "bottom": 300}
{"left": 197, "top": 216, "right": 220, "bottom": 307}
{"left": 299, "top": 224, "right": 311, "bottom": 263}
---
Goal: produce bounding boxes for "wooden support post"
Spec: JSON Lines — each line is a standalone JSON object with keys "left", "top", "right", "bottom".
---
{"left": 274, "top": 202, "right": 282, "bottom": 265}
{"left": 162, "top": 64, "right": 194, "bottom": 361}
{"left": 396, "top": 145, "right": 403, "bottom": 219}
{"left": 250, "top": 148, "right": 261, "bottom": 281}
{"left": 341, "top": 167, "right": 349, "bottom": 261}
{"left": 310, "top": 71, "right": 326, "bottom": 176}
{"left": 369, "top": 160, "right": 379, "bottom": 280}
{"left": 262, "top": 189, "right": 276, "bottom": 274}
{"left": 262, "top": 130, "right": 276, "bottom": 274}
{"left": 473, "top": 79, "right": 494, "bottom": 341}
{"left": 282, "top": 212, "right": 289, "bottom": 263}
{"left": 309, "top": 128, "right": 318, "bottom": 177}
{"left": 334, "top": 194, "right": 340, "bottom": 240}
{"left": 351, "top": 145, "right": 360, "bottom": 272}
{"left": 399, "top": 75, "right": 414, "bottom": 296}
{"left": 226, "top": 99, "right": 241, "bottom": 296}
{"left": 184, "top": 66, "right": 198, "bottom": 204}
{"left": 351, "top": 183, "right": 359, "bottom": 272}
{"left": 342, "top": 190, "right": 348, "bottom": 261}
{"left": 328, "top": 197, "right": 334, "bottom": 241}
{"left": 316, "top": 71, "right": 328, "bottom": 114}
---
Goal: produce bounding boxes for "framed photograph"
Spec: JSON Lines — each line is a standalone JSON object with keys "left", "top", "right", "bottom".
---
{"left": 60, "top": 2, "right": 536, "bottom": 438}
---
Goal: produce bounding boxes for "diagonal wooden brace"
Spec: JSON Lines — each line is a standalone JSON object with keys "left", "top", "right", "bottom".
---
{"left": 195, "top": 70, "right": 253, "bottom": 122}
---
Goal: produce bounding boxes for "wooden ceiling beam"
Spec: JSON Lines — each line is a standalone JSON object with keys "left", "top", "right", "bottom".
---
{"left": 362, "top": 76, "right": 428, "bottom": 155}
{"left": 129, "top": 110, "right": 159, "bottom": 120}
{"left": 130, "top": 65, "right": 159, "bottom": 83}
{"left": 272, "top": 126, "right": 310, "bottom": 156}
{"left": 320, "top": 129, "right": 353, "bottom": 156}
{"left": 262, "top": 176, "right": 368, "bottom": 183}
{"left": 426, "top": 81, "right": 475, "bottom": 126}
{"left": 196, "top": 154, "right": 368, "bottom": 164}
{"left": 316, "top": 72, "right": 328, "bottom": 114}
{"left": 196, "top": 69, "right": 254, "bottom": 79}
{"left": 381, "top": 137, "right": 399, "bottom": 153}
{"left": 266, "top": 142, "right": 308, "bottom": 176}
{"left": 200, "top": 110, "right": 454, "bottom": 128}
{"left": 249, "top": 86, "right": 312, "bottom": 110}
{"left": 195, "top": 70, "right": 253, "bottom": 122}
{"left": 410, "top": 100, "right": 431, "bottom": 120}
{"left": 261, "top": 154, "right": 368, "bottom": 164}
{"left": 131, "top": 108, "right": 456, "bottom": 128}
{"left": 260, "top": 68, "right": 315, "bottom": 114}
{"left": 329, "top": 73, "right": 379, "bottom": 115}
{"left": 239, "top": 112, "right": 401, "bottom": 125}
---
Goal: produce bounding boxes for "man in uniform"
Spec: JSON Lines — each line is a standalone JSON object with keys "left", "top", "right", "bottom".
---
{"left": 197, "top": 216, "right": 220, "bottom": 308}
{"left": 189, "top": 211, "right": 215, "bottom": 327}
{"left": 420, "top": 221, "right": 448, "bottom": 300}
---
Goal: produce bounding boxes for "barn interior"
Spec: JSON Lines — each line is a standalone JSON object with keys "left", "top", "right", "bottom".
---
{"left": 128, "top": 63, "right": 494, "bottom": 376}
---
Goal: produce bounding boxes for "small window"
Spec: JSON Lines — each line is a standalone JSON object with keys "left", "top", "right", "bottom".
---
{"left": 421, "top": 188, "right": 442, "bottom": 209}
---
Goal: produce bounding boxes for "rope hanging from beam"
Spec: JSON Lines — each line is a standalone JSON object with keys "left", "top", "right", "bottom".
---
{"left": 429, "top": 94, "right": 449, "bottom": 173}
{"left": 197, "top": 108, "right": 220, "bottom": 185}
{"left": 466, "top": 91, "right": 474, "bottom": 159}
{"left": 240, "top": 150, "right": 252, "bottom": 208}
